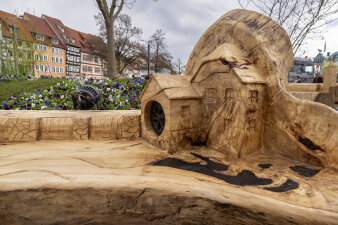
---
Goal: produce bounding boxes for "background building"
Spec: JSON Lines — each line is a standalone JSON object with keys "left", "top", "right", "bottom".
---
{"left": 0, "top": 10, "right": 106, "bottom": 79}
{"left": 23, "top": 13, "right": 65, "bottom": 77}
{"left": 72, "top": 30, "right": 105, "bottom": 78}
{"left": 0, "top": 10, "right": 34, "bottom": 75}
{"left": 42, "top": 15, "right": 81, "bottom": 77}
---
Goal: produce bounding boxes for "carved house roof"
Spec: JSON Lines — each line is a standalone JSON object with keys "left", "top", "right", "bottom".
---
{"left": 140, "top": 74, "right": 201, "bottom": 101}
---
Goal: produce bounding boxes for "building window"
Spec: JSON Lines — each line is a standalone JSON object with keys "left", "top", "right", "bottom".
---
{"left": 52, "top": 47, "right": 62, "bottom": 54}
{"left": 36, "top": 65, "right": 48, "bottom": 72}
{"left": 94, "top": 56, "right": 99, "bottom": 63}
{"left": 35, "top": 33, "right": 44, "bottom": 41}
{"left": 25, "top": 52, "right": 32, "bottom": 60}
{"left": 51, "top": 38, "right": 58, "bottom": 44}
{"left": 37, "top": 44, "right": 47, "bottom": 51}
{"left": 9, "top": 26, "right": 14, "bottom": 34}
{"left": 52, "top": 56, "right": 63, "bottom": 63}
{"left": 57, "top": 25, "right": 65, "bottom": 33}
{"left": 35, "top": 54, "right": 48, "bottom": 61}
{"left": 94, "top": 67, "right": 101, "bottom": 73}
{"left": 52, "top": 66, "right": 63, "bottom": 74}
{"left": 7, "top": 50, "right": 13, "bottom": 57}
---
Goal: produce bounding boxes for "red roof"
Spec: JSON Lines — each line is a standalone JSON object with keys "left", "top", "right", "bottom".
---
{"left": 42, "top": 14, "right": 81, "bottom": 47}
{"left": 23, "top": 13, "right": 57, "bottom": 38}
{"left": 0, "top": 11, "right": 14, "bottom": 38}
{"left": 22, "top": 13, "right": 64, "bottom": 48}
{"left": 75, "top": 31, "right": 105, "bottom": 56}
{"left": 0, "top": 10, "right": 34, "bottom": 42}
{"left": 0, "top": 10, "right": 16, "bottom": 21}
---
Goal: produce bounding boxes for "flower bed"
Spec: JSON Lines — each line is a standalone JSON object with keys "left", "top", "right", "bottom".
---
{"left": 1, "top": 77, "right": 147, "bottom": 110}
{"left": 0, "top": 74, "right": 61, "bottom": 82}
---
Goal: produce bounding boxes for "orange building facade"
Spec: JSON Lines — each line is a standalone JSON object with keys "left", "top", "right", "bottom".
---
{"left": 33, "top": 44, "right": 66, "bottom": 77}
{"left": 23, "top": 13, "right": 66, "bottom": 77}
{"left": 1, "top": 10, "right": 105, "bottom": 78}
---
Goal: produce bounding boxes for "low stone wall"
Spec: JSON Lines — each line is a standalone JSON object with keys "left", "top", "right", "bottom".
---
{"left": 0, "top": 110, "right": 141, "bottom": 143}
{"left": 286, "top": 83, "right": 323, "bottom": 92}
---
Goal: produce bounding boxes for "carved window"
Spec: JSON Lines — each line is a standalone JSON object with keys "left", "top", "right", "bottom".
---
{"left": 225, "top": 88, "right": 234, "bottom": 102}
{"left": 247, "top": 119, "right": 256, "bottom": 133}
{"left": 248, "top": 90, "right": 258, "bottom": 104}
{"left": 181, "top": 106, "right": 191, "bottom": 118}
{"left": 224, "top": 118, "right": 232, "bottom": 130}
{"left": 204, "top": 88, "right": 217, "bottom": 103}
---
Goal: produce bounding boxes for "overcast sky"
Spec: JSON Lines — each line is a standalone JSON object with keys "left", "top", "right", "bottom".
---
{"left": 1, "top": 0, "right": 337, "bottom": 64}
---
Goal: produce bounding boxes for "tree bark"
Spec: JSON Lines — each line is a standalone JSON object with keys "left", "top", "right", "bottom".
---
{"left": 96, "top": 0, "right": 125, "bottom": 79}
{"left": 106, "top": 22, "right": 118, "bottom": 79}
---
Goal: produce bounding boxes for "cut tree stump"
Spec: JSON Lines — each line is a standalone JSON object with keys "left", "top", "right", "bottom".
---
{"left": 0, "top": 140, "right": 337, "bottom": 225}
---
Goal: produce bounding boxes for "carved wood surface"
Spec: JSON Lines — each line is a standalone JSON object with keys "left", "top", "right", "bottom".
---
{"left": 0, "top": 110, "right": 141, "bottom": 143}
{"left": 0, "top": 140, "right": 337, "bottom": 224}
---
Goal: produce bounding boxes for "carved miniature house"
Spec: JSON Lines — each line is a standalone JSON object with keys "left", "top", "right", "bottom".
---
{"left": 141, "top": 9, "right": 338, "bottom": 171}
{"left": 140, "top": 75, "right": 201, "bottom": 152}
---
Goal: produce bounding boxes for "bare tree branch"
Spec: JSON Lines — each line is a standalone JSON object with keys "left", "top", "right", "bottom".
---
{"left": 239, "top": 0, "right": 338, "bottom": 55}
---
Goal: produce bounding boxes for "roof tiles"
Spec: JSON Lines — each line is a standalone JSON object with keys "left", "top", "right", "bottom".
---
{"left": 42, "top": 14, "right": 81, "bottom": 47}
{"left": 0, "top": 10, "right": 34, "bottom": 42}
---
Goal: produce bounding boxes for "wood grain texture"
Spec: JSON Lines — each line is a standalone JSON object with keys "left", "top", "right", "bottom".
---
{"left": 0, "top": 140, "right": 337, "bottom": 225}
{"left": 140, "top": 9, "right": 338, "bottom": 171}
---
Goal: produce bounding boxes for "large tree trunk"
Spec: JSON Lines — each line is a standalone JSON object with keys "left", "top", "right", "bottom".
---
{"left": 106, "top": 21, "right": 118, "bottom": 79}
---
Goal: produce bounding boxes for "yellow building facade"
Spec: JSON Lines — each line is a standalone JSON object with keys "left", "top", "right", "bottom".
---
{"left": 34, "top": 44, "right": 66, "bottom": 77}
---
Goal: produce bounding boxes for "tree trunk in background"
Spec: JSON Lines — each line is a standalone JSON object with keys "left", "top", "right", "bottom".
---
{"left": 96, "top": 0, "right": 125, "bottom": 79}
{"left": 106, "top": 23, "right": 118, "bottom": 79}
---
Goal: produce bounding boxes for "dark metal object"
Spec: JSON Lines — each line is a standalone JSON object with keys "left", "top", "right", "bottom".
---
{"left": 72, "top": 85, "right": 101, "bottom": 110}
{"left": 150, "top": 101, "right": 165, "bottom": 135}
